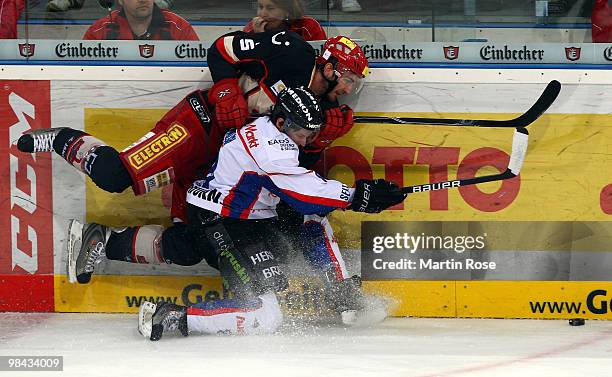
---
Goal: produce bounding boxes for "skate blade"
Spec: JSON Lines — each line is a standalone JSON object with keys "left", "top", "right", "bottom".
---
{"left": 341, "top": 310, "right": 358, "bottom": 325}
{"left": 345, "top": 306, "right": 388, "bottom": 327}
{"left": 65, "top": 219, "right": 83, "bottom": 284}
{"left": 138, "top": 301, "right": 157, "bottom": 339}
{"left": 343, "top": 295, "right": 389, "bottom": 327}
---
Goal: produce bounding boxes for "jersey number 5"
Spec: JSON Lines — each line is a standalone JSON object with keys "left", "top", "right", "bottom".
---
{"left": 240, "top": 39, "right": 256, "bottom": 51}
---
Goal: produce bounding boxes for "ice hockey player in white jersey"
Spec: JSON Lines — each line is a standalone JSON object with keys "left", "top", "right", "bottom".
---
{"left": 138, "top": 86, "right": 407, "bottom": 340}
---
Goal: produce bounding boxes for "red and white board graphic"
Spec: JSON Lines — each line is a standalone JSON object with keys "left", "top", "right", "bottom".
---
{"left": 0, "top": 81, "right": 54, "bottom": 312}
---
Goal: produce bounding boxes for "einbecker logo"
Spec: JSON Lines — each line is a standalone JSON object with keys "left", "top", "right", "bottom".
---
{"left": 18, "top": 43, "right": 35, "bottom": 58}
{"left": 604, "top": 47, "right": 612, "bottom": 62}
{"left": 443, "top": 46, "right": 459, "bottom": 60}
{"left": 139, "top": 44, "right": 155, "bottom": 58}
{"left": 564, "top": 47, "right": 581, "bottom": 61}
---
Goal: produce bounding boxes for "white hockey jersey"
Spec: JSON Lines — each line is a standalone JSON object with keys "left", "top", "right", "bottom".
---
{"left": 186, "top": 116, "right": 354, "bottom": 219}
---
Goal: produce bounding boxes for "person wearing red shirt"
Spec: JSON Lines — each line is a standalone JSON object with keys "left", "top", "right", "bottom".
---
{"left": 83, "top": 0, "right": 198, "bottom": 40}
{"left": 244, "top": 0, "right": 326, "bottom": 41}
{"left": 0, "top": 0, "right": 24, "bottom": 39}
{"left": 592, "top": 0, "right": 612, "bottom": 42}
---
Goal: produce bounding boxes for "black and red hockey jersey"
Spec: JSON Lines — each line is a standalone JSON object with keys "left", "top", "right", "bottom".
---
{"left": 208, "top": 30, "right": 318, "bottom": 114}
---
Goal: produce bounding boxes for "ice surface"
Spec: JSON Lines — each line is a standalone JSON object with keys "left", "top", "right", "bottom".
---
{"left": 1, "top": 314, "right": 612, "bottom": 377}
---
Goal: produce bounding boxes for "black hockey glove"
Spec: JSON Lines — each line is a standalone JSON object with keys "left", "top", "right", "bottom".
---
{"left": 350, "top": 179, "right": 407, "bottom": 213}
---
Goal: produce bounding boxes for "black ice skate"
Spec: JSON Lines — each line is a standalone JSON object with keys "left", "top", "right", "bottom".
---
{"left": 138, "top": 301, "right": 188, "bottom": 341}
{"left": 65, "top": 219, "right": 109, "bottom": 284}
{"left": 17, "top": 127, "right": 66, "bottom": 153}
{"left": 326, "top": 275, "right": 389, "bottom": 327}
{"left": 326, "top": 275, "right": 366, "bottom": 325}
{"left": 327, "top": 275, "right": 364, "bottom": 309}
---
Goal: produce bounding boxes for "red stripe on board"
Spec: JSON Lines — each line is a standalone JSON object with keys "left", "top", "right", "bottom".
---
{"left": 0, "top": 81, "right": 54, "bottom": 278}
{"left": 0, "top": 274, "right": 54, "bottom": 312}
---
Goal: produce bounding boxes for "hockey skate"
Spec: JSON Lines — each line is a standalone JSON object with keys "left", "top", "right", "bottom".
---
{"left": 326, "top": 275, "right": 388, "bottom": 327}
{"left": 65, "top": 219, "right": 109, "bottom": 284}
{"left": 138, "top": 301, "right": 188, "bottom": 341}
{"left": 17, "top": 127, "right": 66, "bottom": 153}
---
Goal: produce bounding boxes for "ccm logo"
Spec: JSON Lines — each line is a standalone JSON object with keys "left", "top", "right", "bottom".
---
{"left": 3, "top": 84, "right": 53, "bottom": 276}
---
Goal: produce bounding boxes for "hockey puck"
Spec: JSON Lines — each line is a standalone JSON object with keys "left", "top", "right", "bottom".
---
{"left": 569, "top": 318, "right": 585, "bottom": 326}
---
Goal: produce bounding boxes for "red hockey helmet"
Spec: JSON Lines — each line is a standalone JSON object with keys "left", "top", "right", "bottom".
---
{"left": 317, "top": 36, "right": 370, "bottom": 78}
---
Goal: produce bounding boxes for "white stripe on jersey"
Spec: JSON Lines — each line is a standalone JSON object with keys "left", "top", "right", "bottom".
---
{"left": 223, "top": 36, "right": 240, "bottom": 62}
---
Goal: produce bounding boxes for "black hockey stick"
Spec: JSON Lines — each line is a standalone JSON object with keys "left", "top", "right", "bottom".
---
{"left": 402, "top": 127, "right": 529, "bottom": 194}
{"left": 354, "top": 80, "right": 561, "bottom": 128}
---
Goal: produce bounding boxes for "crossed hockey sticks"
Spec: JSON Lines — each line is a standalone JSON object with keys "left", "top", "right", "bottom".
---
{"left": 395, "top": 80, "right": 561, "bottom": 193}
{"left": 254, "top": 80, "right": 560, "bottom": 194}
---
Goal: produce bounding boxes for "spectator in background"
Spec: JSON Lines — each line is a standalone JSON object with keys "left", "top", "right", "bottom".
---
{"left": 0, "top": 0, "right": 24, "bottom": 39}
{"left": 245, "top": 0, "right": 326, "bottom": 41}
{"left": 328, "top": 0, "right": 361, "bottom": 13}
{"left": 48, "top": 0, "right": 172, "bottom": 13}
{"left": 592, "top": 0, "right": 612, "bottom": 42}
{"left": 83, "top": 0, "right": 198, "bottom": 40}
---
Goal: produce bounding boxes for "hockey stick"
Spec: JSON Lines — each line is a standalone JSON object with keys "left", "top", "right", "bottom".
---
{"left": 355, "top": 80, "right": 561, "bottom": 128}
{"left": 402, "top": 127, "right": 529, "bottom": 194}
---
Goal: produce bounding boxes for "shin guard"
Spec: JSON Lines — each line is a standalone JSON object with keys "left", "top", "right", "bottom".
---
{"left": 53, "top": 129, "right": 106, "bottom": 174}
{"left": 106, "top": 225, "right": 166, "bottom": 264}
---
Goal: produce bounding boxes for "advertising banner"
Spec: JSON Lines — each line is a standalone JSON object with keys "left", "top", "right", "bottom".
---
{"left": 311, "top": 113, "right": 612, "bottom": 285}
{"left": 2, "top": 40, "right": 611, "bottom": 65}
{"left": 52, "top": 81, "right": 612, "bottom": 318}
{"left": 0, "top": 81, "right": 54, "bottom": 311}
{"left": 56, "top": 275, "right": 338, "bottom": 318}
{"left": 364, "top": 281, "right": 612, "bottom": 319}
{"left": 1, "top": 77, "right": 611, "bottom": 319}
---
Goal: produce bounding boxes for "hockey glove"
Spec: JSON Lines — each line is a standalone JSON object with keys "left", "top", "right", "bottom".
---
{"left": 208, "top": 78, "right": 249, "bottom": 130}
{"left": 307, "top": 105, "right": 354, "bottom": 152}
{"left": 350, "top": 179, "right": 407, "bottom": 213}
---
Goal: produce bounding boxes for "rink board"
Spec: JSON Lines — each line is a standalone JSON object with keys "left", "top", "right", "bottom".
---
{"left": 1, "top": 68, "right": 612, "bottom": 319}
{"left": 54, "top": 276, "right": 612, "bottom": 320}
